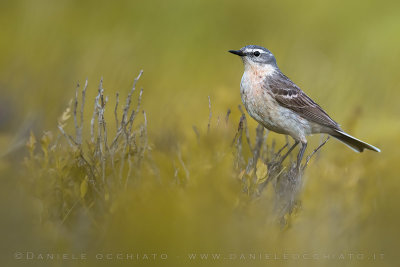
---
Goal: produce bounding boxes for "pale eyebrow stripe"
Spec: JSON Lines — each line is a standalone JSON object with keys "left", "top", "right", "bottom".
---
{"left": 245, "top": 49, "right": 265, "bottom": 54}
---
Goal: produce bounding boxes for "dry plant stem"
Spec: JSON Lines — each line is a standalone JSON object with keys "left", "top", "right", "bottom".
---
{"left": 59, "top": 79, "right": 99, "bottom": 189}
{"left": 254, "top": 124, "right": 264, "bottom": 155}
{"left": 90, "top": 88, "right": 100, "bottom": 143}
{"left": 96, "top": 78, "right": 107, "bottom": 183}
{"left": 101, "top": 99, "right": 109, "bottom": 183}
{"left": 261, "top": 130, "right": 269, "bottom": 161}
{"left": 125, "top": 110, "right": 147, "bottom": 188}
{"left": 74, "top": 83, "right": 80, "bottom": 144}
{"left": 124, "top": 152, "right": 132, "bottom": 189}
{"left": 138, "top": 110, "right": 148, "bottom": 163}
{"left": 225, "top": 109, "right": 231, "bottom": 124}
{"left": 276, "top": 143, "right": 289, "bottom": 157}
{"left": 58, "top": 126, "right": 77, "bottom": 148}
{"left": 178, "top": 150, "right": 190, "bottom": 181}
{"left": 128, "top": 88, "right": 143, "bottom": 133}
{"left": 238, "top": 105, "right": 253, "bottom": 152}
{"left": 192, "top": 126, "right": 200, "bottom": 143}
{"left": 316, "top": 134, "right": 326, "bottom": 160}
{"left": 259, "top": 167, "right": 286, "bottom": 192}
{"left": 269, "top": 140, "right": 276, "bottom": 161}
{"left": 61, "top": 200, "right": 80, "bottom": 226}
{"left": 122, "top": 70, "right": 143, "bottom": 125}
{"left": 251, "top": 124, "right": 264, "bottom": 185}
{"left": 121, "top": 72, "right": 145, "bottom": 185}
{"left": 285, "top": 135, "right": 292, "bottom": 160}
{"left": 79, "top": 148, "right": 97, "bottom": 179}
{"left": 78, "top": 79, "right": 88, "bottom": 145}
{"left": 302, "top": 136, "right": 330, "bottom": 170}
{"left": 111, "top": 70, "right": 143, "bottom": 149}
{"left": 231, "top": 115, "right": 244, "bottom": 147}
{"left": 232, "top": 115, "right": 245, "bottom": 170}
{"left": 119, "top": 130, "right": 129, "bottom": 184}
{"left": 114, "top": 92, "right": 119, "bottom": 130}
{"left": 279, "top": 141, "right": 299, "bottom": 165}
{"left": 124, "top": 85, "right": 145, "bottom": 186}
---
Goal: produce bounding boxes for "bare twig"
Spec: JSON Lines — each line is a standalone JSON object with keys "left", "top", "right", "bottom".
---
{"left": 58, "top": 126, "right": 78, "bottom": 148}
{"left": 128, "top": 87, "right": 143, "bottom": 133}
{"left": 259, "top": 166, "right": 286, "bottom": 191}
{"left": 261, "top": 129, "right": 269, "bottom": 162}
{"left": 231, "top": 115, "right": 244, "bottom": 147}
{"left": 114, "top": 92, "right": 119, "bottom": 130}
{"left": 61, "top": 200, "right": 80, "bottom": 225}
{"left": 302, "top": 136, "right": 330, "bottom": 170}
{"left": 276, "top": 143, "right": 288, "bottom": 157}
{"left": 192, "top": 125, "right": 200, "bottom": 143}
{"left": 118, "top": 72, "right": 143, "bottom": 183}
{"left": 102, "top": 95, "right": 109, "bottom": 152}
{"left": 225, "top": 109, "right": 231, "bottom": 124}
{"left": 91, "top": 87, "right": 100, "bottom": 143}
{"left": 78, "top": 79, "right": 88, "bottom": 145}
{"left": 111, "top": 71, "right": 143, "bottom": 149}
{"left": 316, "top": 134, "right": 326, "bottom": 160}
{"left": 279, "top": 140, "right": 299, "bottom": 165}
{"left": 177, "top": 150, "right": 189, "bottom": 181}
{"left": 124, "top": 153, "right": 132, "bottom": 189}
{"left": 96, "top": 78, "right": 107, "bottom": 183}
{"left": 233, "top": 115, "right": 245, "bottom": 170}
{"left": 138, "top": 110, "right": 148, "bottom": 162}
{"left": 270, "top": 139, "right": 276, "bottom": 160}
{"left": 121, "top": 70, "right": 143, "bottom": 126}
{"left": 73, "top": 83, "right": 80, "bottom": 144}
{"left": 238, "top": 105, "right": 253, "bottom": 152}
{"left": 250, "top": 124, "right": 265, "bottom": 185}
{"left": 253, "top": 124, "right": 264, "bottom": 158}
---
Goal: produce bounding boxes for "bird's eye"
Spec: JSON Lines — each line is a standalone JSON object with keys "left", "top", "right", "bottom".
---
{"left": 254, "top": 51, "right": 260, "bottom": 57}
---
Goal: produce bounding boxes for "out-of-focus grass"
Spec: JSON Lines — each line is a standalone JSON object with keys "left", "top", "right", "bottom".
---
{"left": 3, "top": 75, "right": 399, "bottom": 267}
{"left": 1, "top": 0, "right": 400, "bottom": 266}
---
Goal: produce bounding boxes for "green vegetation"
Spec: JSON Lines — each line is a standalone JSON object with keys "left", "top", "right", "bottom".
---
{"left": 1, "top": 1, "right": 399, "bottom": 267}
{"left": 11, "top": 72, "right": 396, "bottom": 267}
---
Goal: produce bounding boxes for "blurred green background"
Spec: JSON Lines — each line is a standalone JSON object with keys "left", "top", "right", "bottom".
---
{"left": 1, "top": 0, "right": 400, "bottom": 266}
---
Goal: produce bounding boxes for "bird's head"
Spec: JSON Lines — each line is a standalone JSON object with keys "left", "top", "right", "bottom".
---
{"left": 229, "top": 45, "right": 278, "bottom": 71}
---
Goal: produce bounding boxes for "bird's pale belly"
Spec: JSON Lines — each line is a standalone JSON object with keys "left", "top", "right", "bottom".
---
{"left": 240, "top": 77, "right": 314, "bottom": 142}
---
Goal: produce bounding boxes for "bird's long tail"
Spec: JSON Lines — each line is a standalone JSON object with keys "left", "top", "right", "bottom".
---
{"left": 330, "top": 129, "right": 380, "bottom": 153}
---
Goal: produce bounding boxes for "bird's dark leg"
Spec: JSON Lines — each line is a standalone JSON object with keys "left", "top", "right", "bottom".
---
{"left": 297, "top": 142, "right": 307, "bottom": 170}
{"left": 279, "top": 140, "right": 299, "bottom": 164}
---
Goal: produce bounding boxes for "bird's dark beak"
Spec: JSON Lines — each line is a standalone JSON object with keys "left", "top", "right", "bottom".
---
{"left": 229, "top": 50, "right": 245, "bottom": 57}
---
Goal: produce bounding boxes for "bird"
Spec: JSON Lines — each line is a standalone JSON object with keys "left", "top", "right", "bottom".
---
{"left": 229, "top": 45, "right": 380, "bottom": 169}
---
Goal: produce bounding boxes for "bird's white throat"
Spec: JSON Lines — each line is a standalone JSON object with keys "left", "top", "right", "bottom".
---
{"left": 242, "top": 60, "right": 276, "bottom": 77}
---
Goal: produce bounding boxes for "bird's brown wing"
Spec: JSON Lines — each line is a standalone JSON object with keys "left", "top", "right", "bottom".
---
{"left": 264, "top": 72, "right": 340, "bottom": 129}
